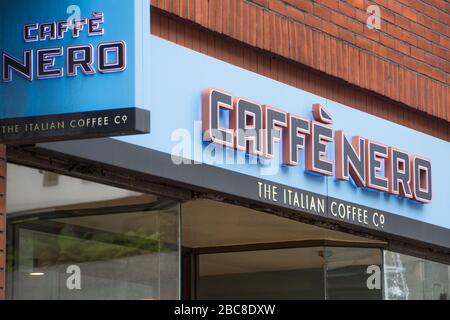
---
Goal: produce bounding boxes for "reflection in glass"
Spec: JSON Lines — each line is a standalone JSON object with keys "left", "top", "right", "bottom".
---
{"left": 384, "top": 251, "right": 450, "bottom": 300}
{"left": 6, "top": 163, "right": 180, "bottom": 300}
{"left": 197, "top": 246, "right": 383, "bottom": 300}
{"left": 198, "top": 247, "right": 325, "bottom": 300}
{"left": 325, "top": 247, "right": 382, "bottom": 300}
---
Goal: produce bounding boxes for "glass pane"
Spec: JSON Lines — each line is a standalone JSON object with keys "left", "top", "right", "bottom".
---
{"left": 325, "top": 247, "right": 383, "bottom": 300}
{"left": 197, "top": 247, "right": 325, "bottom": 300}
{"left": 6, "top": 163, "right": 157, "bottom": 214}
{"left": 6, "top": 163, "right": 180, "bottom": 300}
{"left": 384, "top": 251, "right": 450, "bottom": 300}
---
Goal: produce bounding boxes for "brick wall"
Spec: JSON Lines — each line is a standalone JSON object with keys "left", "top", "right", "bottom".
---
{"left": 151, "top": 8, "right": 449, "bottom": 140}
{"left": 0, "top": 145, "right": 5, "bottom": 300}
{"left": 150, "top": 0, "right": 449, "bottom": 122}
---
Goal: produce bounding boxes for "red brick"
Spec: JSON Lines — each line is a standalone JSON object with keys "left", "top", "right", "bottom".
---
{"left": 207, "top": 0, "right": 218, "bottom": 32}
{"left": 242, "top": 2, "right": 249, "bottom": 43}
{"left": 178, "top": 0, "right": 187, "bottom": 19}
{"left": 290, "top": 23, "right": 300, "bottom": 61}
{"left": 304, "top": 12, "right": 322, "bottom": 29}
{"left": 354, "top": 9, "right": 367, "bottom": 24}
{"left": 171, "top": 0, "right": 180, "bottom": 16}
{"left": 269, "top": 13, "right": 277, "bottom": 53}
{"left": 423, "top": 29, "right": 440, "bottom": 44}
{"left": 321, "top": 0, "right": 339, "bottom": 9}
{"left": 395, "top": 14, "right": 411, "bottom": 30}
{"left": 402, "top": 6, "right": 417, "bottom": 21}
{"left": 263, "top": 10, "right": 271, "bottom": 51}
{"left": 312, "top": 31, "right": 320, "bottom": 69}
{"left": 324, "top": 35, "right": 332, "bottom": 74}
{"left": 402, "top": 31, "right": 417, "bottom": 46}
{"left": 409, "top": 22, "right": 427, "bottom": 38}
{"left": 281, "top": 18, "right": 289, "bottom": 57}
{"left": 380, "top": 8, "right": 396, "bottom": 24}
{"left": 349, "top": 46, "right": 360, "bottom": 85}
{"left": 249, "top": 5, "right": 256, "bottom": 46}
{"left": 387, "top": 0, "right": 403, "bottom": 14}
{"left": 395, "top": 41, "right": 410, "bottom": 55}
{"left": 313, "top": 3, "right": 333, "bottom": 20}
{"left": 285, "top": 0, "right": 313, "bottom": 13}
{"left": 417, "top": 14, "right": 433, "bottom": 30}
{"left": 437, "top": 11, "right": 450, "bottom": 28}
{"left": 253, "top": 0, "right": 269, "bottom": 6}
{"left": 331, "top": 12, "right": 348, "bottom": 30}
{"left": 411, "top": 47, "right": 426, "bottom": 62}
{"left": 384, "top": 47, "right": 403, "bottom": 64}
{"left": 0, "top": 181, "right": 4, "bottom": 197}
{"left": 417, "top": 37, "right": 433, "bottom": 52}
{"left": 330, "top": 37, "right": 338, "bottom": 76}
{"left": 346, "top": 18, "right": 364, "bottom": 33}
{"left": 387, "top": 23, "right": 403, "bottom": 39}
{"left": 256, "top": 7, "right": 264, "bottom": 48}
{"left": 0, "top": 161, "right": 4, "bottom": 178}
{"left": 336, "top": 40, "right": 344, "bottom": 79}
{"left": 380, "top": 33, "right": 395, "bottom": 49}
{"left": 346, "top": 0, "right": 365, "bottom": 10}
{"left": 342, "top": 42, "right": 349, "bottom": 80}
{"left": 269, "top": 0, "right": 286, "bottom": 15}
{"left": 338, "top": 1, "right": 355, "bottom": 18}
{"left": 0, "top": 252, "right": 4, "bottom": 270}
{"left": 363, "top": 27, "right": 380, "bottom": 41}
{"left": 421, "top": 2, "right": 440, "bottom": 20}
{"left": 338, "top": 27, "right": 355, "bottom": 43}
{"left": 355, "top": 35, "right": 374, "bottom": 51}
{"left": 318, "top": 32, "right": 326, "bottom": 72}
{"left": 286, "top": 5, "right": 305, "bottom": 23}
{"left": 194, "top": 0, "right": 202, "bottom": 24}
{"left": 299, "top": 24, "right": 307, "bottom": 63}
{"left": 440, "top": 36, "right": 449, "bottom": 49}
{"left": 431, "top": 43, "right": 447, "bottom": 58}
{"left": 235, "top": 0, "right": 244, "bottom": 41}
{"left": 323, "top": 20, "right": 339, "bottom": 37}
{"left": 187, "top": 0, "right": 195, "bottom": 21}
{"left": 151, "top": 0, "right": 450, "bottom": 123}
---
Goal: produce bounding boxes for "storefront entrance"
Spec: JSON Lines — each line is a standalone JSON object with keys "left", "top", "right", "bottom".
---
{"left": 181, "top": 199, "right": 385, "bottom": 300}
{"left": 5, "top": 163, "right": 450, "bottom": 300}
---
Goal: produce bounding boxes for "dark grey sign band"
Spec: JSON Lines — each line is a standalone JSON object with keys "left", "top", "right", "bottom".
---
{"left": 0, "top": 107, "right": 150, "bottom": 144}
{"left": 34, "top": 137, "right": 450, "bottom": 251}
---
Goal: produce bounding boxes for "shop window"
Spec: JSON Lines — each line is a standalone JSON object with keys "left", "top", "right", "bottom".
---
{"left": 195, "top": 246, "right": 382, "bottom": 300}
{"left": 197, "top": 248, "right": 325, "bottom": 300}
{"left": 325, "top": 247, "right": 382, "bottom": 300}
{"left": 6, "top": 163, "right": 180, "bottom": 300}
{"left": 182, "top": 199, "right": 384, "bottom": 300}
{"left": 384, "top": 251, "right": 450, "bottom": 300}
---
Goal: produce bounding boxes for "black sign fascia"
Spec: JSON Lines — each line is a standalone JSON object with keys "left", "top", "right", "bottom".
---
{"left": 0, "top": 107, "right": 150, "bottom": 144}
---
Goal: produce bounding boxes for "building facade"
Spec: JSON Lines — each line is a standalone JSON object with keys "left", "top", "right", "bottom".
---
{"left": 0, "top": 0, "right": 449, "bottom": 300}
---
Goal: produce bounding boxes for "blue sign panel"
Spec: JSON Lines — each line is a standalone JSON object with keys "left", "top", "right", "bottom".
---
{"left": 117, "top": 36, "right": 450, "bottom": 231}
{"left": 2, "top": 0, "right": 448, "bottom": 242}
{"left": 0, "top": 0, "right": 151, "bottom": 118}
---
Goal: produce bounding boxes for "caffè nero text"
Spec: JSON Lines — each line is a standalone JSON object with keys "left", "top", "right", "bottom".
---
{"left": 1, "top": 12, "right": 126, "bottom": 82}
{"left": 202, "top": 88, "right": 432, "bottom": 203}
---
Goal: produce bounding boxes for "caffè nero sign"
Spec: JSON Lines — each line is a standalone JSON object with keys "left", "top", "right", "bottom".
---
{"left": 202, "top": 88, "right": 432, "bottom": 204}
{"left": 0, "top": 10, "right": 150, "bottom": 144}
{"left": 2, "top": 12, "right": 126, "bottom": 82}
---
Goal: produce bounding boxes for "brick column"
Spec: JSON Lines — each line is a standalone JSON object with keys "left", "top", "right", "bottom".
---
{"left": 0, "top": 145, "right": 6, "bottom": 300}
